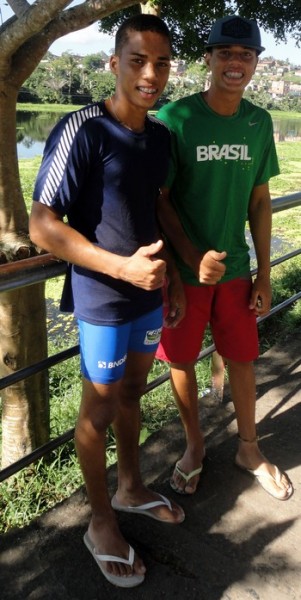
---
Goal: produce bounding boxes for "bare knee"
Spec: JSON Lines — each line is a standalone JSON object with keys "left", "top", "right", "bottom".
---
{"left": 77, "top": 379, "right": 119, "bottom": 436}
{"left": 120, "top": 374, "right": 147, "bottom": 404}
{"left": 227, "top": 360, "right": 254, "bottom": 375}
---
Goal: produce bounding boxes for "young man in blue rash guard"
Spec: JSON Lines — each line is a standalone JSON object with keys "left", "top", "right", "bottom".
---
{"left": 30, "top": 14, "right": 185, "bottom": 588}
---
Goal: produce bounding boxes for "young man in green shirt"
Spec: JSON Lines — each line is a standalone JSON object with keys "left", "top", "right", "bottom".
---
{"left": 156, "top": 15, "right": 293, "bottom": 501}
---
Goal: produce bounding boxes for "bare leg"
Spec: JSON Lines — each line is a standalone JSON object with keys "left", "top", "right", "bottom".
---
{"left": 211, "top": 351, "right": 225, "bottom": 401}
{"left": 228, "top": 359, "right": 293, "bottom": 499}
{"left": 75, "top": 377, "right": 146, "bottom": 579}
{"left": 112, "top": 351, "right": 184, "bottom": 522}
{"left": 168, "top": 362, "right": 205, "bottom": 494}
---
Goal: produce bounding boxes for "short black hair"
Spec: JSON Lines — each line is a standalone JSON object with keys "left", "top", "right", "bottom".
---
{"left": 115, "top": 14, "right": 172, "bottom": 55}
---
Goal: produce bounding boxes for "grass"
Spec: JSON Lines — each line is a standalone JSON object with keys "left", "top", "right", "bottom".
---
{"left": 270, "top": 142, "right": 301, "bottom": 196}
{"left": 17, "top": 103, "right": 84, "bottom": 112}
{"left": 0, "top": 141, "right": 300, "bottom": 533}
{"left": 269, "top": 110, "right": 301, "bottom": 120}
{"left": 17, "top": 104, "right": 301, "bottom": 121}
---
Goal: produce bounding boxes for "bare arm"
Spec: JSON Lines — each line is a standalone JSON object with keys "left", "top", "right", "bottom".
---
{"left": 29, "top": 202, "right": 166, "bottom": 291}
{"left": 248, "top": 182, "right": 272, "bottom": 316}
{"left": 157, "top": 244, "right": 186, "bottom": 327}
{"left": 157, "top": 188, "right": 226, "bottom": 284}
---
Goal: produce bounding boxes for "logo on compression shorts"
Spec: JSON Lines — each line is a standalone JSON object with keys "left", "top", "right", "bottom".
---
{"left": 98, "top": 353, "right": 127, "bottom": 369}
{"left": 196, "top": 144, "right": 252, "bottom": 161}
{"left": 144, "top": 328, "right": 162, "bottom": 346}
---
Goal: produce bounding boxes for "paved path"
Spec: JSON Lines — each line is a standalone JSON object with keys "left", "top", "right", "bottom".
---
{"left": 1, "top": 330, "right": 301, "bottom": 600}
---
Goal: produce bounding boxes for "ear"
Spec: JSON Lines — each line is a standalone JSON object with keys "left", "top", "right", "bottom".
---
{"left": 204, "top": 52, "right": 211, "bottom": 70}
{"left": 109, "top": 54, "right": 119, "bottom": 75}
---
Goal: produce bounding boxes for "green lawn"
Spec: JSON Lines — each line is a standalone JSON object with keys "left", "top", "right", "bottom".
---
{"left": 270, "top": 141, "right": 301, "bottom": 197}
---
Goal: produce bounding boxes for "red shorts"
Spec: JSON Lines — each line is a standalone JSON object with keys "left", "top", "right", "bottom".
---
{"left": 156, "top": 277, "right": 259, "bottom": 364}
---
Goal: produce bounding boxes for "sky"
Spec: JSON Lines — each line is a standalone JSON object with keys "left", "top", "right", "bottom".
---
{"left": 0, "top": 1, "right": 300, "bottom": 65}
{"left": 49, "top": 22, "right": 300, "bottom": 65}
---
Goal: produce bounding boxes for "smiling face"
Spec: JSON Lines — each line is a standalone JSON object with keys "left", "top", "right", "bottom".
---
{"left": 205, "top": 45, "right": 258, "bottom": 95}
{"left": 110, "top": 29, "right": 171, "bottom": 111}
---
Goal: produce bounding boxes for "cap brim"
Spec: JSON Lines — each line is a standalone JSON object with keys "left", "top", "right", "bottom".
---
{"left": 204, "top": 42, "right": 265, "bottom": 53}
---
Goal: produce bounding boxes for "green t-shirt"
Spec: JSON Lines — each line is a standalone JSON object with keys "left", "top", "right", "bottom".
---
{"left": 157, "top": 93, "right": 280, "bottom": 284}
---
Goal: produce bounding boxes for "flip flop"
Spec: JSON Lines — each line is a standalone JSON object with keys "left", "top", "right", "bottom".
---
{"left": 235, "top": 459, "right": 294, "bottom": 500}
{"left": 170, "top": 462, "right": 203, "bottom": 495}
{"left": 83, "top": 531, "right": 144, "bottom": 588}
{"left": 111, "top": 492, "right": 185, "bottom": 523}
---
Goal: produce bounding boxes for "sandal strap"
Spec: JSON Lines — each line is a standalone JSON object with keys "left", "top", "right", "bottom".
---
{"left": 252, "top": 464, "right": 280, "bottom": 482}
{"left": 175, "top": 462, "right": 203, "bottom": 483}
{"left": 126, "top": 493, "right": 171, "bottom": 512}
{"left": 94, "top": 544, "right": 134, "bottom": 566}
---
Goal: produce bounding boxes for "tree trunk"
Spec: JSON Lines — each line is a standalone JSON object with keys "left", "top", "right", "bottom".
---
{"left": 0, "top": 285, "right": 49, "bottom": 468}
{"left": 0, "top": 81, "right": 49, "bottom": 469}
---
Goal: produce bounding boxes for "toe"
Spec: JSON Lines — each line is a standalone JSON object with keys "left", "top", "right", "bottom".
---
{"left": 133, "top": 557, "right": 146, "bottom": 576}
{"left": 171, "top": 500, "right": 185, "bottom": 522}
{"left": 155, "top": 496, "right": 185, "bottom": 522}
{"left": 184, "top": 476, "right": 199, "bottom": 494}
{"left": 277, "top": 471, "right": 293, "bottom": 499}
{"left": 171, "top": 469, "right": 186, "bottom": 493}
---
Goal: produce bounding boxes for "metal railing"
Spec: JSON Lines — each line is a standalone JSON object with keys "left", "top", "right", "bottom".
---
{"left": 0, "top": 191, "right": 301, "bottom": 482}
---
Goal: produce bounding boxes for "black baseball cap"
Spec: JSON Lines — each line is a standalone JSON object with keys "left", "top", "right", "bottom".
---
{"left": 205, "top": 15, "right": 265, "bottom": 54}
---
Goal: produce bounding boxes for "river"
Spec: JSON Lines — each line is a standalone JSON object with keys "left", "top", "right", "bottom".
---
{"left": 16, "top": 110, "right": 301, "bottom": 159}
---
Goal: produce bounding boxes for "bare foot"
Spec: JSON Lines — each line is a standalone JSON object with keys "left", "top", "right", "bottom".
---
{"left": 235, "top": 438, "right": 293, "bottom": 500}
{"left": 112, "top": 486, "right": 185, "bottom": 523}
{"left": 87, "top": 513, "right": 146, "bottom": 580}
{"left": 170, "top": 447, "right": 205, "bottom": 494}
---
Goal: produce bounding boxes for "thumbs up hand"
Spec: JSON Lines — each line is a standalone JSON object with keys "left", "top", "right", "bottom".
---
{"left": 120, "top": 240, "right": 167, "bottom": 290}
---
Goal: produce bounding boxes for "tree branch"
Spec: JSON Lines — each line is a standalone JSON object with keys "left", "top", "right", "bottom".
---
{"left": 0, "top": 1, "right": 73, "bottom": 56}
{"left": 5, "top": 0, "right": 140, "bottom": 86}
{"left": 6, "top": 0, "right": 31, "bottom": 19}
{"left": 0, "top": 1, "right": 140, "bottom": 60}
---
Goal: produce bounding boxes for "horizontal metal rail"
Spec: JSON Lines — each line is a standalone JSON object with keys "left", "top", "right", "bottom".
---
{"left": 0, "top": 192, "right": 300, "bottom": 294}
{"left": 0, "top": 253, "right": 66, "bottom": 293}
{"left": 0, "top": 345, "right": 79, "bottom": 391}
{"left": 0, "top": 192, "right": 300, "bottom": 482}
{"left": 271, "top": 191, "right": 301, "bottom": 214}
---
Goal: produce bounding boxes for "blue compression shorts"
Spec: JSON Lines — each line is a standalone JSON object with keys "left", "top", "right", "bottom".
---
{"left": 78, "top": 306, "right": 163, "bottom": 384}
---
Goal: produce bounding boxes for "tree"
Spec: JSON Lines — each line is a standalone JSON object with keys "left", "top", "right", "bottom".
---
{"left": 51, "top": 52, "right": 80, "bottom": 103}
{"left": 82, "top": 53, "right": 108, "bottom": 72}
{"left": 0, "top": 0, "right": 300, "bottom": 469}
{"left": 90, "top": 72, "right": 116, "bottom": 103}
{"left": 100, "top": 1, "right": 301, "bottom": 59}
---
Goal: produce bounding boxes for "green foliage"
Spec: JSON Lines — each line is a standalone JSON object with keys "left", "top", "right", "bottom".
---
{"left": 18, "top": 157, "right": 42, "bottom": 211}
{"left": 244, "top": 88, "right": 274, "bottom": 110}
{"left": 270, "top": 142, "right": 301, "bottom": 196}
{"left": 259, "top": 257, "right": 301, "bottom": 352}
{"left": 90, "top": 72, "right": 116, "bottom": 102}
{"left": 82, "top": 53, "right": 108, "bottom": 71}
{"left": 99, "top": 1, "right": 301, "bottom": 59}
{"left": 166, "top": 61, "right": 208, "bottom": 101}
{"left": 19, "top": 45, "right": 301, "bottom": 111}
{"left": 100, "top": 1, "right": 226, "bottom": 59}
{"left": 17, "top": 103, "right": 84, "bottom": 115}
{"left": 23, "top": 52, "right": 88, "bottom": 104}
{"left": 0, "top": 450, "right": 83, "bottom": 532}
{"left": 21, "top": 53, "right": 117, "bottom": 105}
